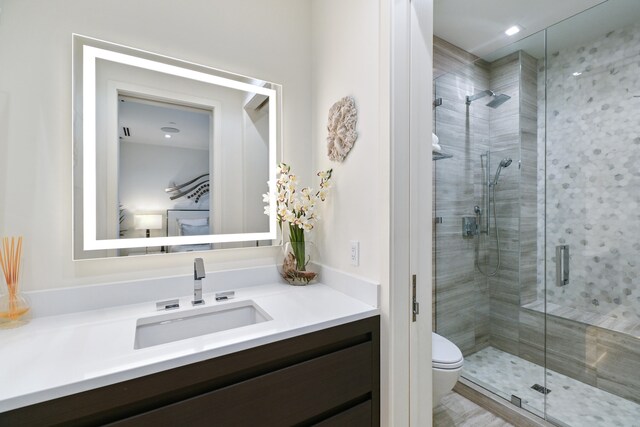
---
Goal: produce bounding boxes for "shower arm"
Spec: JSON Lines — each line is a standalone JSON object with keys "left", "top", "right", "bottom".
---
{"left": 466, "top": 90, "right": 495, "bottom": 105}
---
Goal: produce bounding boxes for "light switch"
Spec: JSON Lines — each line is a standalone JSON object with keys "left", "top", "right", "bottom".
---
{"left": 350, "top": 240, "right": 359, "bottom": 266}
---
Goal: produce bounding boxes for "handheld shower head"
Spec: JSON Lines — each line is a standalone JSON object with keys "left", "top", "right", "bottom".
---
{"left": 493, "top": 158, "right": 513, "bottom": 185}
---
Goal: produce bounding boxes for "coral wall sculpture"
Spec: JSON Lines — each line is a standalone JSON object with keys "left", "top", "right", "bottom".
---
{"left": 326, "top": 96, "right": 358, "bottom": 162}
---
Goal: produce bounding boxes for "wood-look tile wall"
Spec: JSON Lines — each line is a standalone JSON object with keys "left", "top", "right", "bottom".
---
{"left": 432, "top": 36, "right": 490, "bottom": 355}
{"left": 519, "top": 308, "right": 640, "bottom": 404}
{"left": 433, "top": 39, "right": 539, "bottom": 358}
{"left": 487, "top": 51, "right": 522, "bottom": 355}
{"left": 486, "top": 51, "right": 539, "bottom": 355}
{"left": 518, "top": 52, "right": 539, "bottom": 309}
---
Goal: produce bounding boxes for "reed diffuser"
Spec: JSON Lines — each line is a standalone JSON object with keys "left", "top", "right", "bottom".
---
{"left": 0, "top": 236, "right": 30, "bottom": 327}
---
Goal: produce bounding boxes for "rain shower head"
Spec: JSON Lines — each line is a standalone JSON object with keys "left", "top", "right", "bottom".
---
{"left": 466, "top": 89, "right": 511, "bottom": 108}
{"left": 486, "top": 93, "right": 511, "bottom": 108}
{"left": 493, "top": 158, "right": 513, "bottom": 185}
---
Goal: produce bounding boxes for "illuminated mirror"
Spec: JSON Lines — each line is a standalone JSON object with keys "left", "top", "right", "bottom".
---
{"left": 72, "top": 35, "right": 280, "bottom": 259}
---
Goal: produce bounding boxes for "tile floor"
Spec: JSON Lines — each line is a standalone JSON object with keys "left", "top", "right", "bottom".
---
{"left": 463, "top": 346, "right": 640, "bottom": 427}
{"left": 434, "top": 391, "right": 514, "bottom": 426}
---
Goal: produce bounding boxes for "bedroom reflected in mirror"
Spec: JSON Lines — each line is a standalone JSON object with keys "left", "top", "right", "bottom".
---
{"left": 72, "top": 35, "right": 281, "bottom": 259}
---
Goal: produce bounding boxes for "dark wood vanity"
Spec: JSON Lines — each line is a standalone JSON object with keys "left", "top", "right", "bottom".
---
{"left": 1, "top": 316, "right": 380, "bottom": 426}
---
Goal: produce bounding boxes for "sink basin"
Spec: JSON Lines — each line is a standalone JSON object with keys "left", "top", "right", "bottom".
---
{"left": 134, "top": 300, "right": 272, "bottom": 349}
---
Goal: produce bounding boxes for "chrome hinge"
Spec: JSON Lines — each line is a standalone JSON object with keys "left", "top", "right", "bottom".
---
{"left": 412, "top": 274, "right": 419, "bottom": 322}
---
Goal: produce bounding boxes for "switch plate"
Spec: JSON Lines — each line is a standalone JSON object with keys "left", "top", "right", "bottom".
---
{"left": 350, "top": 240, "right": 359, "bottom": 266}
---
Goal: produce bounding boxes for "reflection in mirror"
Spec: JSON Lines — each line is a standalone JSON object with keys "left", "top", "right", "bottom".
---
{"left": 72, "top": 35, "right": 280, "bottom": 259}
{"left": 117, "top": 97, "right": 213, "bottom": 255}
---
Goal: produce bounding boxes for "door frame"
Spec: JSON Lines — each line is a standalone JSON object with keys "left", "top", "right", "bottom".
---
{"left": 389, "top": 0, "right": 433, "bottom": 425}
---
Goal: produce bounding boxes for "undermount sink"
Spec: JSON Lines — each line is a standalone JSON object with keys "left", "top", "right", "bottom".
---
{"left": 134, "top": 300, "right": 272, "bottom": 349}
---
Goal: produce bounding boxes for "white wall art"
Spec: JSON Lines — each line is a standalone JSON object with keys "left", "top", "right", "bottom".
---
{"left": 326, "top": 96, "right": 358, "bottom": 162}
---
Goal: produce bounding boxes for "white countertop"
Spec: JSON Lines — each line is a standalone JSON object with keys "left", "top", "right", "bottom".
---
{"left": 0, "top": 278, "right": 379, "bottom": 412}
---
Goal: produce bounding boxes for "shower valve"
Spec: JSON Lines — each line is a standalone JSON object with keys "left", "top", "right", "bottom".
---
{"left": 462, "top": 216, "right": 478, "bottom": 237}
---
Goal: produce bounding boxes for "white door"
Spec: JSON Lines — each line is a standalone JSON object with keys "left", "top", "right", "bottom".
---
{"left": 410, "top": 0, "right": 434, "bottom": 425}
{"left": 390, "top": 0, "right": 433, "bottom": 425}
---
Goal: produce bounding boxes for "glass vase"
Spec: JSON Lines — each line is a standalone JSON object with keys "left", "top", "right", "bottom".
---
{"left": 0, "top": 236, "right": 29, "bottom": 328}
{"left": 279, "top": 241, "right": 317, "bottom": 286}
{"left": 0, "top": 289, "right": 30, "bottom": 328}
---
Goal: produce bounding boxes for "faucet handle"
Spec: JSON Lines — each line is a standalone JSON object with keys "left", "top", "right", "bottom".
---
{"left": 194, "top": 258, "right": 205, "bottom": 280}
{"left": 215, "top": 291, "right": 235, "bottom": 301}
{"left": 156, "top": 299, "right": 180, "bottom": 311}
{"left": 192, "top": 258, "right": 206, "bottom": 306}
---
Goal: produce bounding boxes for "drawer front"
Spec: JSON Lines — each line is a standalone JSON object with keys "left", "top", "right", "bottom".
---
{"left": 112, "top": 342, "right": 373, "bottom": 426}
{"left": 313, "top": 400, "right": 372, "bottom": 427}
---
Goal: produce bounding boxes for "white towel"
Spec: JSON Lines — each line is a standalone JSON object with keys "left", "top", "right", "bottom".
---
{"left": 432, "top": 132, "right": 442, "bottom": 153}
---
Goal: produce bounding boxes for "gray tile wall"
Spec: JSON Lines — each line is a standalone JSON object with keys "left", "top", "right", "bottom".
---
{"left": 520, "top": 307, "right": 640, "bottom": 404}
{"left": 433, "top": 40, "right": 539, "bottom": 358}
{"left": 484, "top": 51, "right": 539, "bottom": 356}
{"left": 433, "top": 37, "right": 490, "bottom": 355}
{"left": 519, "top": 52, "right": 539, "bottom": 309}
{"left": 487, "top": 52, "right": 522, "bottom": 355}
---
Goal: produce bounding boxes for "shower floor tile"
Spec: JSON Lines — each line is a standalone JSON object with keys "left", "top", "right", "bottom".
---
{"left": 463, "top": 346, "right": 640, "bottom": 427}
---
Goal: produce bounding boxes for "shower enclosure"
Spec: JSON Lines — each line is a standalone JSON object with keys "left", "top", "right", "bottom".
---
{"left": 433, "top": 1, "right": 640, "bottom": 425}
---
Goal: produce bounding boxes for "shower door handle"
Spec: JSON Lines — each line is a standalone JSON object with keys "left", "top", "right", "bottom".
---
{"left": 556, "top": 245, "right": 569, "bottom": 286}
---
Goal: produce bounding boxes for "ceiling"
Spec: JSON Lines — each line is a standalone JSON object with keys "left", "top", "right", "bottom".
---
{"left": 434, "top": 0, "right": 606, "bottom": 60}
{"left": 118, "top": 97, "right": 210, "bottom": 151}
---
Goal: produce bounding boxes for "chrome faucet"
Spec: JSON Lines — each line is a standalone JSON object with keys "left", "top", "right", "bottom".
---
{"left": 192, "top": 258, "right": 205, "bottom": 306}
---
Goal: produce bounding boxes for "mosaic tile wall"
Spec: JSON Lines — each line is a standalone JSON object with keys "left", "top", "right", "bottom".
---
{"left": 537, "top": 22, "right": 640, "bottom": 322}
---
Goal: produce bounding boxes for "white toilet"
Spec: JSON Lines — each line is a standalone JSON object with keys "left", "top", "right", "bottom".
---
{"left": 432, "top": 332, "right": 464, "bottom": 405}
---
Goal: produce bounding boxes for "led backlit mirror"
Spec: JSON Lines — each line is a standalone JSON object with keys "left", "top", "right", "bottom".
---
{"left": 72, "top": 35, "right": 280, "bottom": 259}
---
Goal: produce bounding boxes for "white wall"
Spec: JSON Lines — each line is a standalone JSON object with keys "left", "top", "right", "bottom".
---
{"left": 0, "top": 0, "right": 312, "bottom": 291}
{"left": 310, "top": 0, "right": 393, "bottom": 424}
{"left": 310, "top": 0, "right": 384, "bottom": 281}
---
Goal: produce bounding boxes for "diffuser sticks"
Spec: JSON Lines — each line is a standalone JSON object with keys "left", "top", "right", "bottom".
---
{"left": 0, "top": 237, "right": 22, "bottom": 291}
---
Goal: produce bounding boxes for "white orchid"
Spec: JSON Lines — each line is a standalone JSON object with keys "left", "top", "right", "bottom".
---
{"left": 264, "top": 162, "right": 333, "bottom": 238}
{"left": 264, "top": 163, "right": 332, "bottom": 282}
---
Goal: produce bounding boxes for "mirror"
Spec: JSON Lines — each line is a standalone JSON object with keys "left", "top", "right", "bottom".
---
{"left": 73, "top": 35, "right": 280, "bottom": 259}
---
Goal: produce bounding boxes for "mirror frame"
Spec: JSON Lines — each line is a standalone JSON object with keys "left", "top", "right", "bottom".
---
{"left": 72, "top": 35, "right": 279, "bottom": 254}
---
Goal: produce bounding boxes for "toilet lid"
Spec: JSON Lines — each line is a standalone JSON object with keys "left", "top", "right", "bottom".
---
{"left": 432, "top": 333, "right": 464, "bottom": 369}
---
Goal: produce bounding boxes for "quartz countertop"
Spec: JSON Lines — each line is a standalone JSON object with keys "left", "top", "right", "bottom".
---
{"left": 0, "top": 279, "right": 379, "bottom": 412}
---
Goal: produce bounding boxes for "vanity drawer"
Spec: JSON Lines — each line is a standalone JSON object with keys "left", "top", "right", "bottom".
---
{"left": 314, "top": 400, "right": 372, "bottom": 426}
{"left": 111, "top": 342, "right": 372, "bottom": 426}
{"left": 1, "top": 316, "right": 379, "bottom": 426}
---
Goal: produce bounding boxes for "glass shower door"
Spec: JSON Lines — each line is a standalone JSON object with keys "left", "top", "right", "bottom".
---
{"left": 432, "top": 34, "right": 547, "bottom": 416}
{"left": 544, "top": 1, "right": 640, "bottom": 425}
